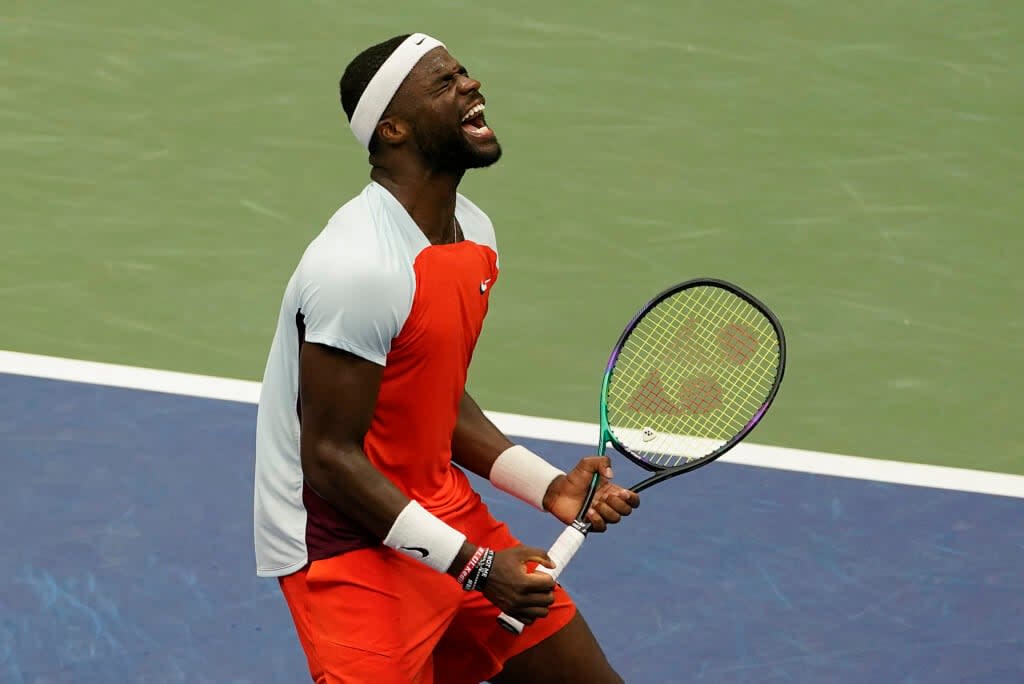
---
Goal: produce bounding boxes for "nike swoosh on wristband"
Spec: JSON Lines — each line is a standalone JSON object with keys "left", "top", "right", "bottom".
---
{"left": 401, "top": 546, "right": 430, "bottom": 558}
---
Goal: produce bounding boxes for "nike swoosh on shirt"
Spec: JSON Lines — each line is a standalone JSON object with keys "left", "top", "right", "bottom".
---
{"left": 480, "top": 279, "right": 492, "bottom": 294}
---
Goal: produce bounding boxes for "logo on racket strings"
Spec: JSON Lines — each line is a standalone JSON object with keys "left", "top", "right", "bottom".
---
{"left": 626, "top": 320, "right": 761, "bottom": 416}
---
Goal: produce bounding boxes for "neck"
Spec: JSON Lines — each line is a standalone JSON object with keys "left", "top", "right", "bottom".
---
{"left": 370, "top": 162, "right": 465, "bottom": 245}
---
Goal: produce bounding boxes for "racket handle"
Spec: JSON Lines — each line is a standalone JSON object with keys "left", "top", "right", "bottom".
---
{"left": 496, "top": 523, "right": 588, "bottom": 635}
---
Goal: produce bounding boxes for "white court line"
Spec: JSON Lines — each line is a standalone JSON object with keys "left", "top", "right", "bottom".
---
{"left": 1, "top": 349, "right": 1022, "bottom": 500}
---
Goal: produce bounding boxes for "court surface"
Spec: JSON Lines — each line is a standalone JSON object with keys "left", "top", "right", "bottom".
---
{"left": 3, "top": 359, "right": 1022, "bottom": 683}
{"left": 4, "top": 1, "right": 1023, "bottom": 681}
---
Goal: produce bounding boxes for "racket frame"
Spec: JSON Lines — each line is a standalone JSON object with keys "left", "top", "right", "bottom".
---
{"left": 496, "top": 277, "right": 786, "bottom": 635}
{"left": 599, "top": 277, "right": 787, "bottom": 494}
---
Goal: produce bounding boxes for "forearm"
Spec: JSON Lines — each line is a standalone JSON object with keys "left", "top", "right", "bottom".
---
{"left": 302, "top": 438, "right": 412, "bottom": 540}
{"left": 452, "top": 392, "right": 565, "bottom": 511}
{"left": 451, "top": 391, "right": 514, "bottom": 478}
{"left": 297, "top": 343, "right": 481, "bottom": 578}
{"left": 303, "top": 438, "right": 475, "bottom": 575}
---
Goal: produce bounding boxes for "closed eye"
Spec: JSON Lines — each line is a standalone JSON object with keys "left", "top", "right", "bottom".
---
{"left": 432, "top": 64, "right": 468, "bottom": 94}
{"left": 435, "top": 74, "right": 454, "bottom": 93}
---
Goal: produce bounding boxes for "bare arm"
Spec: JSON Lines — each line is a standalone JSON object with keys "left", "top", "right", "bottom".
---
{"left": 298, "top": 341, "right": 412, "bottom": 541}
{"left": 450, "top": 391, "right": 514, "bottom": 480}
{"left": 453, "top": 390, "right": 640, "bottom": 531}
{"left": 300, "top": 343, "right": 480, "bottom": 575}
{"left": 452, "top": 391, "right": 576, "bottom": 514}
{"left": 299, "top": 343, "right": 555, "bottom": 622}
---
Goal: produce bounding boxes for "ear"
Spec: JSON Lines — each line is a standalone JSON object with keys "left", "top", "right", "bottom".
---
{"left": 376, "top": 116, "right": 410, "bottom": 146}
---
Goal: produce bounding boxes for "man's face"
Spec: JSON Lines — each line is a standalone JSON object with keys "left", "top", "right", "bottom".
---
{"left": 396, "top": 47, "right": 502, "bottom": 172}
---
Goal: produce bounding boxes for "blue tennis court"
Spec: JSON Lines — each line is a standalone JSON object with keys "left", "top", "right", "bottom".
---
{"left": 3, "top": 371, "right": 1021, "bottom": 683}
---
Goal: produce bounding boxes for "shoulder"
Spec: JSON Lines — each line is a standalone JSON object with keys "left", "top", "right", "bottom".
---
{"left": 295, "top": 186, "right": 418, "bottom": 311}
{"left": 304, "top": 184, "right": 418, "bottom": 275}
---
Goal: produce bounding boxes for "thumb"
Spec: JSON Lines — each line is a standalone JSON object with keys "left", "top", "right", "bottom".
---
{"left": 519, "top": 545, "right": 556, "bottom": 570}
{"left": 579, "top": 455, "right": 614, "bottom": 480}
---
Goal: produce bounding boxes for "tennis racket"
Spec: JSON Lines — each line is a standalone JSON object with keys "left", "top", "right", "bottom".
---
{"left": 497, "top": 277, "right": 786, "bottom": 634}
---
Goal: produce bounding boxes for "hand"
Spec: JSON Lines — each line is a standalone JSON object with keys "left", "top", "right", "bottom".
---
{"left": 542, "top": 456, "right": 639, "bottom": 532}
{"left": 481, "top": 545, "right": 557, "bottom": 625}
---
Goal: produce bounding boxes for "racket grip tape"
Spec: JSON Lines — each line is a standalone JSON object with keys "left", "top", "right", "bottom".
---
{"left": 495, "top": 523, "right": 588, "bottom": 634}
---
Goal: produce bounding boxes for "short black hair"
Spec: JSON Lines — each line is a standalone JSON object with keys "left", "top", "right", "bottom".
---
{"left": 339, "top": 34, "right": 411, "bottom": 122}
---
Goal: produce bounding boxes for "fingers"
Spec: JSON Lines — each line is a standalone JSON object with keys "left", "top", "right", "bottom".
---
{"left": 602, "top": 489, "right": 638, "bottom": 515}
{"left": 503, "top": 584, "right": 556, "bottom": 624}
{"left": 611, "top": 485, "right": 641, "bottom": 509}
{"left": 499, "top": 545, "right": 557, "bottom": 590}
{"left": 586, "top": 486, "right": 640, "bottom": 533}
{"left": 486, "top": 546, "right": 558, "bottom": 624}
{"left": 595, "top": 482, "right": 639, "bottom": 509}
{"left": 513, "top": 604, "right": 553, "bottom": 622}
{"left": 585, "top": 504, "right": 610, "bottom": 532}
{"left": 517, "top": 589, "right": 557, "bottom": 609}
{"left": 509, "top": 571, "right": 556, "bottom": 622}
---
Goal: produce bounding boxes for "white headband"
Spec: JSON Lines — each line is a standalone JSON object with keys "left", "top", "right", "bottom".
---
{"left": 349, "top": 33, "right": 446, "bottom": 150}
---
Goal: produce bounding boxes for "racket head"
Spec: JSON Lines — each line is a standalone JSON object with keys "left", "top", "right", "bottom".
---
{"left": 598, "top": 278, "right": 786, "bottom": 483}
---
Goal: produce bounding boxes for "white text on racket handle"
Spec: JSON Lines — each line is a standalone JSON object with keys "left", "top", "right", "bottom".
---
{"left": 496, "top": 523, "right": 588, "bottom": 634}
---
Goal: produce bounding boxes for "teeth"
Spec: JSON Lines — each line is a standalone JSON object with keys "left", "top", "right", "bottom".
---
{"left": 461, "top": 103, "right": 485, "bottom": 122}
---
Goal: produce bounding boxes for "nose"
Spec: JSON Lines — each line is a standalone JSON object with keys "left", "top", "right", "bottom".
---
{"left": 458, "top": 74, "right": 481, "bottom": 93}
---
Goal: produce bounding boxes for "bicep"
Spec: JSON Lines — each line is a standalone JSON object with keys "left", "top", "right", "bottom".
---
{"left": 297, "top": 342, "right": 415, "bottom": 539}
{"left": 299, "top": 342, "right": 382, "bottom": 473}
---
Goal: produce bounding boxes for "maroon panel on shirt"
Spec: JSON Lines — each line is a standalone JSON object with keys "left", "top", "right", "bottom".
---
{"left": 303, "top": 483, "right": 378, "bottom": 561}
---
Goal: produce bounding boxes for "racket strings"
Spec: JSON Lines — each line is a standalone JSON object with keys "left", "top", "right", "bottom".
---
{"left": 605, "top": 286, "right": 781, "bottom": 467}
{"left": 679, "top": 292, "right": 781, "bottom": 411}
{"left": 616, "top": 294, "right": 777, "bottom": 447}
{"left": 611, "top": 290, "right": 774, "bottom": 422}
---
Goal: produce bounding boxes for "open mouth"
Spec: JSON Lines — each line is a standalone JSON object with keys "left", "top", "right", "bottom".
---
{"left": 460, "top": 103, "right": 494, "bottom": 140}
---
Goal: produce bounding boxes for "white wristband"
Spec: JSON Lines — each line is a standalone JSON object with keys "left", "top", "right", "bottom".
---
{"left": 382, "top": 500, "right": 466, "bottom": 574}
{"left": 489, "top": 445, "right": 565, "bottom": 511}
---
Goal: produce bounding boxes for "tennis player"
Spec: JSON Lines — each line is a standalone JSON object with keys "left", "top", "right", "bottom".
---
{"left": 254, "top": 33, "right": 639, "bottom": 683}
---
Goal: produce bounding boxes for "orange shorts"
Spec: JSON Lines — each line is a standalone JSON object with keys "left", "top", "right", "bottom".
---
{"left": 278, "top": 496, "right": 577, "bottom": 684}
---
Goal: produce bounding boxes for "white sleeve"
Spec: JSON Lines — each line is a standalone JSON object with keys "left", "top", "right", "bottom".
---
{"left": 296, "top": 250, "right": 413, "bottom": 366}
